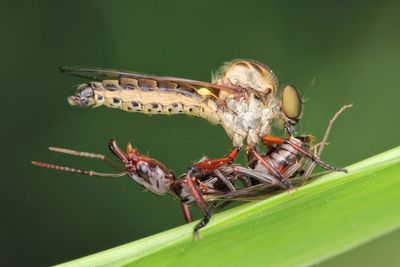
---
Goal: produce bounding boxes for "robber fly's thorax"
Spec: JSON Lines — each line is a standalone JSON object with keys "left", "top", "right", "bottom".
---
{"left": 217, "top": 91, "right": 279, "bottom": 146}
{"left": 212, "top": 60, "right": 283, "bottom": 147}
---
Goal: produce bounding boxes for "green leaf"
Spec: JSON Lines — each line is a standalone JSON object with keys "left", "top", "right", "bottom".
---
{"left": 58, "top": 146, "right": 400, "bottom": 267}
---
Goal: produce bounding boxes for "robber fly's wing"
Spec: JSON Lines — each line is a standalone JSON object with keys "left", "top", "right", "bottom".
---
{"left": 60, "top": 66, "right": 241, "bottom": 95}
{"left": 206, "top": 171, "right": 330, "bottom": 201}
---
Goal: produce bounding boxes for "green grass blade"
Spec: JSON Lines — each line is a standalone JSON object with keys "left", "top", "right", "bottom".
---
{"left": 58, "top": 146, "right": 400, "bottom": 267}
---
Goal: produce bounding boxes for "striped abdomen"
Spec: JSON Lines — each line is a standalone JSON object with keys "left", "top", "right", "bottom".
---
{"left": 252, "top": 138, "right": 304, "bottom": 174}
{"left": 70, "top": 77, "right": 220, "bottom": 124}
{"left": 266, "top": 143, "right": 300, "bottom": 171}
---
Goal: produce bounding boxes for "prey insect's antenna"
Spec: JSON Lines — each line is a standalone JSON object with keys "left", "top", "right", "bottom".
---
{"left": 49, "top": 147, "right": 106, "bottom": 160}
{"left": 49, "top": 146, "right": 124, "bottom": 171}
{"left": 303, "top": 104, "right": 353, "bottom": 178}
{"left": 31, "top": 161, "right": 127, "bottom": 178}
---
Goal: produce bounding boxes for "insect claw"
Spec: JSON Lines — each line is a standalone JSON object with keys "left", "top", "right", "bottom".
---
{"left": 192, "top": 230, "right": 201, "bottom": 241}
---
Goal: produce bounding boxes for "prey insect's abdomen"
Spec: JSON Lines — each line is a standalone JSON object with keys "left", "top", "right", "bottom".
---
{"left": 71, "top": 78, "right": 220, "bottom": 123}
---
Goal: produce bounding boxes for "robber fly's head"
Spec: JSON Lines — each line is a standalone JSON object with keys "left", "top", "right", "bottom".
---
{"left": 68, "top": 84, "right": 95, "bottom": 107}
{"left": 280, "top": 84, "right": 303, "bottom": 125}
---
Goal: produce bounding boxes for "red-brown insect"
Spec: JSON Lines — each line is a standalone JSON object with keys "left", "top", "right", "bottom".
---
{"left": 32, "top": 105, "right": 350, "bottom": 237}
{"left": 32, "top": 139, "right": 241, "bottom": 238}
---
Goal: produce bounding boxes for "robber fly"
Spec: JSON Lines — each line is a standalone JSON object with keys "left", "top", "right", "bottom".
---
{"left": 32, "top": 105, "right": 351, "bottom": 237}
{"left": 62, "top": 60, "right": 304, "bottom": 188}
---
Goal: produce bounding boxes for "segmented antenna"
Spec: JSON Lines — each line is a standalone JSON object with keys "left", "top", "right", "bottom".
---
{"left": 48, "top": 146, "right": 124, "bottom": 171}
{"left": 49, "top": 147, "right": 106, "bottom": 160}
{"left": 31, "top": 161, "right": 126, "bottom": 178}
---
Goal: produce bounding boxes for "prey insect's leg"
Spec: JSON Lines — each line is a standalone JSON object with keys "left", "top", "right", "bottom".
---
{"left": 213, "top": 169, "right": 236, "bottom": 192}
{"left": 195, "top": 156, "right": 236, "bottom": 192}
{"left": 303, "top": 104, "right": 353, "bottom": 177}
{"left": 186, "top": 170, "right": 212, "bottom": 239}
{"left": 226, "top": 165, "right": 279, "bottom": 185}
{"left": 261, "top": 136, "right": 347, "bottom": 173}
{"left": 248, "top": 145, "right": 294, "bottom": 190}
{"left": 282, "top": 161, "right": 302, "bottom": 179}
{"left": 181, "top": 203, "right": 193, "bottom": 223}
{"left": 191, "top": 147, "right": 239, "bottom": 174}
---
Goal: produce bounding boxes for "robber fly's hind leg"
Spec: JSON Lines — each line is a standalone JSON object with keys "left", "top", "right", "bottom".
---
{"left": 186, "top": 170, "right": 212, "bottom": 239}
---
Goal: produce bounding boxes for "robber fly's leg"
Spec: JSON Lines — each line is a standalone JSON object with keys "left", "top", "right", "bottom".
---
{"left": 181, "top": 203, "right": 193, "bottom": 223}
{"left": 186, "top": 170, "right": 212, "bottom": 239}
{"left": 261, "top": 135, "right": 347, "bottom": 173}
{"left": 190, "top": 147, "right": 240, "bottom": 174}
{"left": 248, "top": 145, "right": 294, "bottom": 190}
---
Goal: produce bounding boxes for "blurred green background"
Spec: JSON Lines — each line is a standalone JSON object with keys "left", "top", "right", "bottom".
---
{"left": 1, "top": 0, "right": 399, "bottom": 266}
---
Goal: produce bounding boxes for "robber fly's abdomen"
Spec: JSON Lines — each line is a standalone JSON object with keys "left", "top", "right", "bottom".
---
{"left": 75, "top": 78, "right": 220, "bottom": 123}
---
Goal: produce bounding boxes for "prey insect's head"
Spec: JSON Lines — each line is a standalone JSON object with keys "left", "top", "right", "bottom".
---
{"left": 281, "top": 84, "right": 303, "bottom": 124}
{"left": 108, "top": 139, "right": 141, "bottom": 164}
{"left": 68, "top": 84, "right": 95, "bottom": 107}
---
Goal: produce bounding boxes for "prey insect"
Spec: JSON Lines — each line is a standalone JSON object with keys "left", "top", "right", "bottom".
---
{"left": 32, "top": 139, "right": 240, "bottom": 238}
{"left": 62, "top": 60, "right": 304, "bottom": 189}
{"left": 31, "top": 105, "right": 351, "bottom": 237}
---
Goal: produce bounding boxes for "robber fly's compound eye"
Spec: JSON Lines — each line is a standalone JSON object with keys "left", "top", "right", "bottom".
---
{"left": 281, "top": 84, "right": 303, "bottom": 121}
